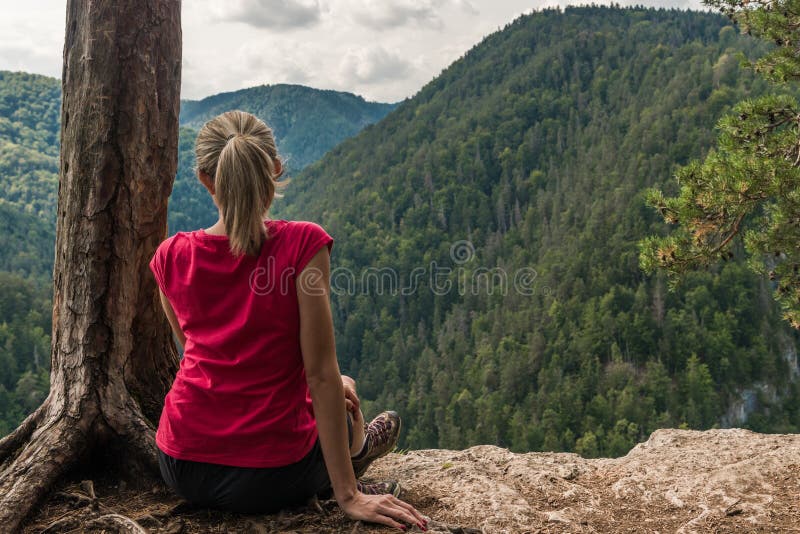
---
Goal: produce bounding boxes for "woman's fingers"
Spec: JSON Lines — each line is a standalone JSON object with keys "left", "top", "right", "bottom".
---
{"left": 341, "top": 490, "right": 427, "bottom": 531}
{"left": 376, "top": 498, "right": 424, "bottom": 529}
{"left": 372, "top": 514, "right": 405, "bottom": 530}
{"left": 343, "top": 386, "right": 360, "bottom": 412}
{"left": 391, "top": 496, "right": 426, "bottom": 523}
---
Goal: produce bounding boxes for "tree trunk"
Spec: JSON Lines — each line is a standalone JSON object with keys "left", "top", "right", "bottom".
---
{"left": 0, "top": 1, "right": 181, "bottom": 530}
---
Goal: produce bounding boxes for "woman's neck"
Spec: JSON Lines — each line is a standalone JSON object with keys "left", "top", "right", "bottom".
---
{"left": 203, "top": 218, "right": 226, "bottom": 236}
{"left": 203, "top": 217, "right": 273, "bottom": 236}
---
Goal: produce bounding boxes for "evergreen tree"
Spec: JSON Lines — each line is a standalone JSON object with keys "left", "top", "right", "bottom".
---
{"left": 641, "top": 0, "right": 800, "bottom": 329}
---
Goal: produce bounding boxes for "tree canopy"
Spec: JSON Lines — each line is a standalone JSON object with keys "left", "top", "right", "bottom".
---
{"left": 641, "top": 0, "right": 800, "bottom": 329}
{"left": 2, "top": 7, "right": 800, "bottom": 458}
{"left": 278, "top": 6, "right": 800, "bottom": 455}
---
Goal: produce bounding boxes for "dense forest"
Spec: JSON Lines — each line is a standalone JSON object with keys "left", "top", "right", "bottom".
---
{"left": 1, "top": 6, "right": 799, "bottom": 456}
{"left": 277, "top": 6, "right": 800, "bottom": 455}
{"left": 0, "top": 73, "right": 393, "bottom": 433}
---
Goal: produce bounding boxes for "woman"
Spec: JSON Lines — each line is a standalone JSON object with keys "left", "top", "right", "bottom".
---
{"left": 149, "top": 110, "right": 426, "bottom": 531}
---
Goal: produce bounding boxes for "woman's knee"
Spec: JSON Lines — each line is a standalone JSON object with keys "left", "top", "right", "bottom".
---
{"left": 342, "top": 374, "right": 357, "bottom": 390}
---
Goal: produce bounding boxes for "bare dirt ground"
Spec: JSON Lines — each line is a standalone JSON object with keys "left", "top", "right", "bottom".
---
{"left": 19, "top": 428, "right": 800, "bottom": 533}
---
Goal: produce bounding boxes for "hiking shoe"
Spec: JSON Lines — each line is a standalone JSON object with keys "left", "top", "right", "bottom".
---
{"left": 352, "top": 411, "right": 401, "bottom": 478}
{"left": 357, "top": 479, "right": 402, "bottom": 497}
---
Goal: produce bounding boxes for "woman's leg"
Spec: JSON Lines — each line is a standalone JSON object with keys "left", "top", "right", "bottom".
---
{"left": 351, "top": 410, "right": 402, "bottom": 478}
{"left": 343, "top": 371, "right": 402, "bottom": 479}
{"left": 348, "top": 400, "right": 366, "bottom": 457}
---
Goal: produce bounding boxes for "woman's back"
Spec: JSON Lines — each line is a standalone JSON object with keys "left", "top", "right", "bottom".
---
{"left": 152, "top": 110, "right": 423, "bottom": 527}
{"left": 150, "top": 219, "right": 333, "bottom": 468}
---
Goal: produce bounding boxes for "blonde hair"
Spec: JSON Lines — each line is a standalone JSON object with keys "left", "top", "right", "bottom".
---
{"left": 195, "top": 110, "right": 287, "bottom": 256}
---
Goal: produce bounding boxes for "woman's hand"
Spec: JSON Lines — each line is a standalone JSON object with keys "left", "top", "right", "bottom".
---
{"left": 342, "top": 375, "right": 359, "bottom": 415}
{"left": 339, "top": 491, "right": 427, "bottom": 531}
{"left": 298, "top": 249, "right": 425, "bottom": 530}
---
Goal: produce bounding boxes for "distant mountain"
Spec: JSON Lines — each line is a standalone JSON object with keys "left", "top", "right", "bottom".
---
{"left": 171, "top": 86, "right": 394, "bottom": 233}
{"left": 0, "top": 72, "right": 60, "bottom": 222}
{"left": 0, "top": 71, "right": 395, "bottom": 234}
{"left": 180, "top": 84, "right": 397, "bottom": 171}
{"left": 279, "top": 6, "right": 800, "bottom": 453}
{"left": 0, "top": 199, "right": 53, "bottom": 280}
{"left": 4, "top": 7, "right": 800, "bottom": 458}
{"left": 0, "top": 72, "right": 395, "bottom": 433}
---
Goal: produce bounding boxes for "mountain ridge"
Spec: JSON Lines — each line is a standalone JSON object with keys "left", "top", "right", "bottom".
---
{"left": 277, "top": 5, "right": 800, "bottom": 453}
{"left": 0, "top": 71, "right": 396, "bottom": 432}
{"left": 1, "top": 7, "right": 799, "bottom": 458}
{"left": 178, "top": 82, "right": 397, "bottom": 171}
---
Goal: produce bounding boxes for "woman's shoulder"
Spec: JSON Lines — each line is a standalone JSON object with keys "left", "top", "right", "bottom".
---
{"left": 153, "top": 231, "right": 194, "bottom": 261}
{"left": 275, "top": 220, "right": 333, "bottom": 270}
{"left": 284, "top": 220, "right": 328, "bottom": 234}
{"left": 159, "top": 230, "right": 194, "bottom": 248}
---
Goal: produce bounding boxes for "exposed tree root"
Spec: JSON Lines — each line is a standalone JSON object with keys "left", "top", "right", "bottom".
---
{"left": 0, "top": 402, "right": 44, "bottom": 466}
{"left": 39, "top": 515, "right": 82, "bottom": 534}
{"left": 37, "top": 477, "right": 153, "bottom": 534}
{"left": 0, "top": 418, "right": 84, "bottom": 532}
{"left": 109, "top": 405, "right": 160, "bottom": 477}
{"left": 82, "top": 513, "right": 148, "bottom": 533}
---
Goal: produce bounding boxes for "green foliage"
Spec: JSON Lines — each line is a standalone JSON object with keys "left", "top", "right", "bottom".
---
{"left": 279, "top": 6, "right": 800, "bottom": 456}
{"left": 0, "top": 200, "right": 54, "bottom": 281}
{"left": 0, "top": 72, "right": 395, "bottom": 232}
{"left": 0, "top": 75, "right": 56, "bottom": 431}
{"left": 167, "top": 128, "right": 217, "bottom": 234}
{"left": 0, "top": 71, "right": 60, "bottom": 154}
{"left": 2, "top": 8, "right": 800, "bottom": 457}
{"left": 708, "top": 0, "right": 800, "bottom": 83}
{"left": 641, "top": 0, "right": 800, "bottom": 328}
{"left": 0, "top": 273, "right": 51, "bottom": 435}
{"left": 0, "top": 72, "right": 60, "bottom": 221}
{"left": 0, "top": 73, "right": 394, "bottom": 433}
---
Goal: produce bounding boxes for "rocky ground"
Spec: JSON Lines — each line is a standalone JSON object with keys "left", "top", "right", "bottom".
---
{"left": 20, "top": 428, "right": 800, "bottom": 533}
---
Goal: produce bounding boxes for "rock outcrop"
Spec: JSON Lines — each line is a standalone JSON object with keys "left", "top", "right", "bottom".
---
{"left": 371, "top": 428, "right": 800, "bottom": 532}
{"left": 22, "top": 428, "right": 800, "bottom": 533}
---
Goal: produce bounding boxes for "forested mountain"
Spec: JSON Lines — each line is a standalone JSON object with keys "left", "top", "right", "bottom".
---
{"left": 0, "top": 71, "right": 395, "bottom": 233}
{"left": 172, "top": 85, "right": 396, "bottom": 232}
{"left": 0, "top": 72, "right": 59, "bottom": 223}
{"left": 3, "top": 7, "right": 800, "bottom": 456}
{"left": 180, "top": 84, "right": 397, "bottom": 171}
{"left": 0, "top": 72, "right": 393, "bottom": 432}
{"left": 276, "top": 6, "right": 800, "bottom": 455}
{"left": 0, "top": 73, "right": 57, "bottom": 431}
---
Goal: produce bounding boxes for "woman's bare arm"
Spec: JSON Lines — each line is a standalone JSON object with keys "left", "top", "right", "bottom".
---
{"left": 297, "top": 248, "right": 425, "bottom": 530}
{"left": 158, "top": 289, "right": 186, "bottom": 349}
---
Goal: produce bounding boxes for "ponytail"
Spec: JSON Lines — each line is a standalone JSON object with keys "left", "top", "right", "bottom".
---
{"left": 195, "top": 111, "right": 286, "bottom": 256}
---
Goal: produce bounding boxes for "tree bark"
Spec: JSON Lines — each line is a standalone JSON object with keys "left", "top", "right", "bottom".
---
{"left": 0, "top": 1, "right": 181, "bottom": 530}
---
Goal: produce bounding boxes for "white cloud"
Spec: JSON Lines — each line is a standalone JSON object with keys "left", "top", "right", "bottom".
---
{"left": 239, "top": 41, "right": 316, "bottom": 86}
{"left": 0, "top": 45, "right": 59, "bottom": 77}
{"left": 214, "top": 0, "right": 322, "bottom": 30}
{"left": 340, "top": 46, "right": 413, "bottom": 84}
{"left": 454, "top": 0, "right": 479, "bottom": 15}
{"left": 0, "top": 5, "right": 63, "bottom": 80}
{"left": 348, "top": 0, "right": 444, "bottom": 29}
{"left": 341, "top": 0, "right": 479, "bottom": 29}
{"left": 1, "top": 0, "right": 712, "bottom": 103}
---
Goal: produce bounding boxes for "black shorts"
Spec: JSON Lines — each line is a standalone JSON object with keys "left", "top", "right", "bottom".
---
{"left": 157, "top": 414, "right": 353, "bottom": 514}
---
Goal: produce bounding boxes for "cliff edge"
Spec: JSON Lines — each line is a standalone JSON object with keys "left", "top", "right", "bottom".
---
{"left": 22, "top": 429, "right": 800, "bottom": 533}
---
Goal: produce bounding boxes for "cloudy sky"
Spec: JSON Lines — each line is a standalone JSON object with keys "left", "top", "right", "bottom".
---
{"left": 1, "top": 0, "right": 706, "bottom": 103}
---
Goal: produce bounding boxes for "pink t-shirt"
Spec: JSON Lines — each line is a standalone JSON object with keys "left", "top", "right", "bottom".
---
{"left": 149, "top": 219, "right": 333, "bottom": 468}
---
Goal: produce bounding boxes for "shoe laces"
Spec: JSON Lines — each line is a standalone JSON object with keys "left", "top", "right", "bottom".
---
{"left": 369, "top": 417, "right": 392, "bottom": 443}
{"left": 357, "top": 481, "right": 381, "bottom": 495}
{"left": 357, "top": 480, "right": 398, "bottom": 496}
